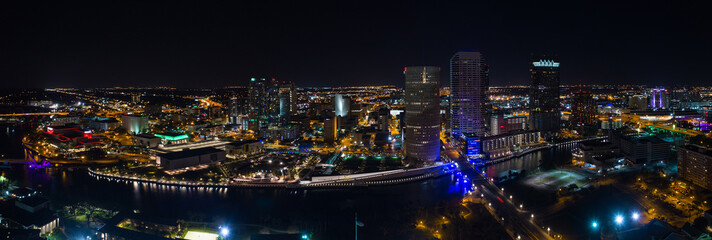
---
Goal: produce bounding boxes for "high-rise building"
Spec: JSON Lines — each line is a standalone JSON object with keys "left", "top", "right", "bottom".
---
{"left": 334, "top": 94, "right": 350, "bottom": 118}
{"left": 377, "top": 106, "right": 390, "bottom": 131}
{"left": 278, "top": 81, "right": 296, "bottom": 117}
{"left": 450, "top": 51, "right": 489, "bottom": 138}
{"left": 248, "top": 77, "right": 280, "bottom": 127}
{"left": 678, "top": 145, "right": 712, "bottom": 190}
{"left": 324, "top": 116, "right": 337, "bottom": 144}
{"left": 529, "top": 57, "right": 561, "bottom": 134}
{"left": 228, "top": 97, "right": 240, "bottom": 124}
{"left": 570, "top": 91, "right": 598, "bottom": 127}
{"left": 650, "top": 88, "right": 669, "bottom": 109}
{"left": 404, "top": 66, "right": 441, "bottom": 162}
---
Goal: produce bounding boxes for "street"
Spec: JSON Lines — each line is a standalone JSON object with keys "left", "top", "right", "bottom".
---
{"left": 443, "top": 141, "right": 554, "bottom": 240}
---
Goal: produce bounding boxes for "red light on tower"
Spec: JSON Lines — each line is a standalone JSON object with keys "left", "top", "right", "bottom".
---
{"left": 404, "top": 67, "right": 407, "bottom": 72}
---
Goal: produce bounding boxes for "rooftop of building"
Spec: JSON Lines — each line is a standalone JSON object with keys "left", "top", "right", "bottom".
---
{"left": 122, "top": 114, "right": 146, "bottom": 117}
{"left": 0, "top": 200, "right": 57, "bottom": 227}
{"left": 136, "top": 133, "right": 161, "bottom": 139}
{"left": 16, "top": 195, "right": 49, "bottom": 208}
{"left": 91, "top": 118, "right": 119, "bottom": 123}
{"left": 8, "top": 187, "right": 37, "bottom": 197}
{"left": 481, "top": 130, "right": 540, "bottom": 140}
{"left": 155, "top": 132, "right": 188, "bottom": 137}
{"left": 157, "top": 147, "right": 223, "bottom": 160}
{"left": 680, "top": 144, "right": 712, "bottom": 157}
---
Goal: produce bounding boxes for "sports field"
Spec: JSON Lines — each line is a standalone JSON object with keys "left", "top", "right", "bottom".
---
{"left": 184, "top": 231, "right": 219, "bottom": 240}
{"left": 523, "top": 170, "right": 589, "bottom": 191}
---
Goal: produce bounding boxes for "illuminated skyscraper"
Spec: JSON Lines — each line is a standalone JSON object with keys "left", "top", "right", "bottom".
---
{"left": 278, "top": 81, "right": 296, "bottom": 117}
{"left": 334, "top": 94, "right": 350, "bottom": 118}
{"left": 450, "top": 51, "right": 489, "bottom": 138}
{"left": 650, "top": 88, "right": 669, "bottom": 109}
{"left": 570, "top": 90, "right": 597, "bottom": 127}
{"left": 529, "top": 57, "right": 561, "bottom": 134}
{"left": 248, "top": 77, "right": 280, "bottom": 127}
{"left": 404, "top": 66, "right": 441, "bottom": 162}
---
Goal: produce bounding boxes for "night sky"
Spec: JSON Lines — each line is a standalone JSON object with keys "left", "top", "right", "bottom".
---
{"left": 2, "top": 1, "right": 710, "bottom": 88}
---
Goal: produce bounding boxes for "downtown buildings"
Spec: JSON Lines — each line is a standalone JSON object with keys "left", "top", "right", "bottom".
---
{"left": 404, "top": 66, "right": 441, "bottom": 162}
{"left": 450, "top": 51, "right": 489, "bottom": 138}
{"left": 529, "top": 57, "right": 561, "bottom": 135}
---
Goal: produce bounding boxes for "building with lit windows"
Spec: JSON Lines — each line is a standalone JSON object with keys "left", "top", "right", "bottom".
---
{"left": 529, "top": 57, "right": 561, "bottom": 134}
{"left": 678, "top": 145, "right": 712, "bottom": 190}
{"left": 248, "top": 77, "right": 280, "bottom": 128}
{"left": 570, "top": 91, "right": 598, "bottom": 127}
{"left": 450, "top": 51, "right": 489, "bottom": 138}
{"left": 279, "top": 81, "right": 296, "bottom": 118}
{"left": 404, "top": 66, "right": 440, "bottom": 162}
{"left": 490, "top": 114, "right": 526, "bottom": 135}
{"left": 324, "top": 116, "right": 337, "bottom": 144}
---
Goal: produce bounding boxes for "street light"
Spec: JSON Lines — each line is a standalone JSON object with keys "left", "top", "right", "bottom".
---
{"left": 615, "top": 215, "right": 624, "bottom": 225}
{"left": 220, "top": 226, "right": 230, "bottom": 237}
{"left": 592, "top": 221, "right": 598, "bottom": 228}
{"left": 632, "top": 212, "right": 640, "bottom": 221}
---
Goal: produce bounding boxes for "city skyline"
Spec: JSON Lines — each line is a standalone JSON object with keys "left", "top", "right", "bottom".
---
{"left": 2, "top": 1, "right": 712, "bottom": 239}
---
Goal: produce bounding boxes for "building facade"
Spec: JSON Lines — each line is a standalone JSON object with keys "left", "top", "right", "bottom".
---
{"left": 450, "top": 51, "right": 489, "bottom": 138}
{"left": 490, "top": 114, "right": 527, "bottom": 135}
{"left": 678, "top": 145, "right": 712, "bottom": 190}
{"left": 334, "top": 94, "right": 350, "bottom": 118}
{"left": 121, "top": 114, "right": 149, "bottom": 134}
{"left": 529, "top": 57, "right": 561, "bottom": 134}
{"left": 570, "top": 91, "right": 598, "bottom": 127}
{"left": 404, "top": 66, "right": 441, "bottom": 162}
{"left": 650, "top": 88, "right": 669, "bottom": 109}
{"left": 248, "top": 77, "right": 280, "bottom": 128}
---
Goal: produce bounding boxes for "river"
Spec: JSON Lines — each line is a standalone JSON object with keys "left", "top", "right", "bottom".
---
{"left": 1, "top": 122, "right": 575, "bottom": 239}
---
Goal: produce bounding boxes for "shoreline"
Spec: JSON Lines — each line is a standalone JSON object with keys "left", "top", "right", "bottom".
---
{"left": 87, "top": 163, "right": 455, "bottom": 189}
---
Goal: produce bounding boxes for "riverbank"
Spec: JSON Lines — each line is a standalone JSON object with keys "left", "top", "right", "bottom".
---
{"left": 88, "top": 163, "right": 455, "bottom": 189}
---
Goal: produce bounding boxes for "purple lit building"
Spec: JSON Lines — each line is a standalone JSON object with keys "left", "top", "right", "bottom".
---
{"left": 650, "top": 88, "right": 669, "bottom": 109}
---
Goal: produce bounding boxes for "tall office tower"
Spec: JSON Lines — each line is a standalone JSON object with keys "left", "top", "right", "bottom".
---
{"left": 529, "top": 57, "right": 561, "bottom": 134}
{"left": 278, "top": 81, "right": 296, "bottom": 117}
{"left": 248, "top": 77, "right": 280, "bottom": 125}
{"left": 377, "top": 106, "right": 390, "bottom": 131}
{"left": 404, "top": 66, "right": 441, "bottom": 162}
{"left": 334, "top": 94, "right": 351, "bottom": 117}
{"left": 324, "top": 116, "right": 337, "bottom": 144}
{"left": 570, "top": 90, "right": 598, "bottom": 127}
{"left": 450, "top": 51, "right": 489, "bottom": 138}
{"left": 650, "top": 88, "right": 669, "bottom": 109}
{"left": 228, "top": 97, "right": 241, "bottom": 124}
